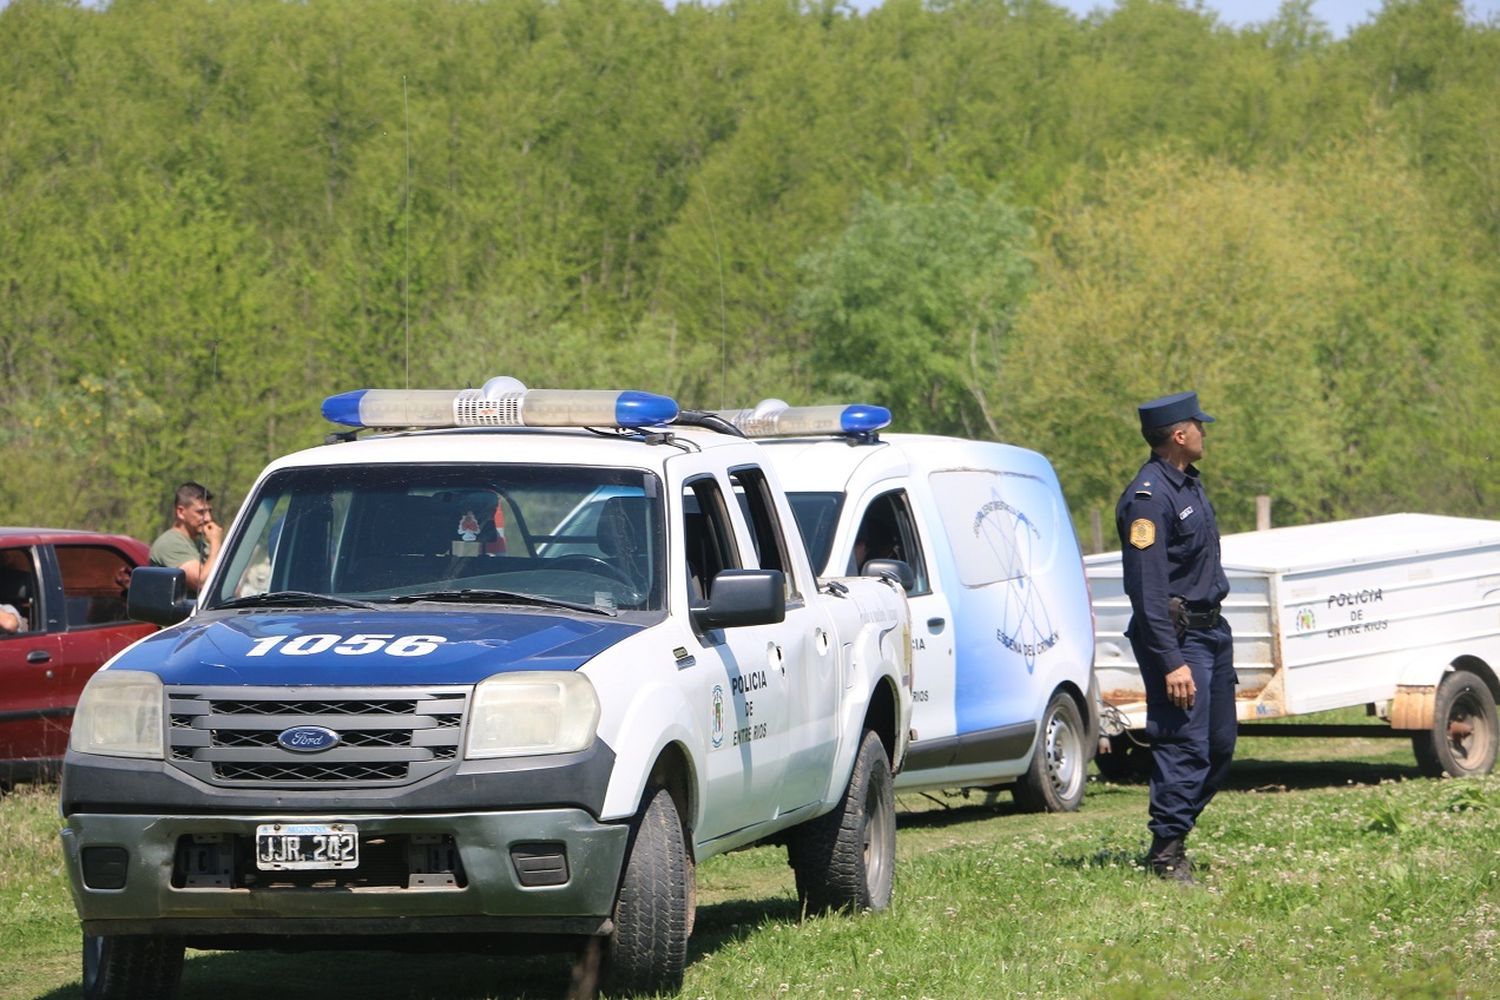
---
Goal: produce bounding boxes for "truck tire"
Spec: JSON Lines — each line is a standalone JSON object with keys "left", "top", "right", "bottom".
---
{"left": 82, "top": 933, "right": 183, "bottom": 1000}
{"left": 785, "top": 729, "right": 895, "bottom": 916}
{"left": 604, "top": 784, "right": 691, "bottom": 997}
{"left": 1093, "top": 733, "right": 1152, "bottom": 784}
{"left": 1411, "top": 669, "right": 1498, "bottom": 778}
{"left": 1013, "top": 691, "right": 1088, "bottom": 812}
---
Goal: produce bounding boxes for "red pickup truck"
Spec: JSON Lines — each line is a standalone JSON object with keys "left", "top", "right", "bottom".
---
{"left": 0, "top": 528, "right": 155, "bottom": 786}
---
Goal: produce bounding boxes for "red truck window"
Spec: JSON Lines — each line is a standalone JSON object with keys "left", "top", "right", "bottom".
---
{"left": 54, "top": 545, "right": 134, "bottom": 628}
{"left": 0, "top": 547, "right": 42, "bottom": 633}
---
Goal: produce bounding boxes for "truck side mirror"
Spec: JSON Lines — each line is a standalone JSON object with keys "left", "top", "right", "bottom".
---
{"left": 863, "top": 558, "right": 915, "bottom": 594}
{"left": 128, "top": 566, "right": 195, "bottom": 627}
{"left": 691, "top": 569, "right": 785, "bottom": 631}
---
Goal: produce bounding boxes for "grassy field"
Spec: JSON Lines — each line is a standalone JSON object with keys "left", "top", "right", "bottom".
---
{"left": 4, "top": 719, "right": 1497, "bottom": 999}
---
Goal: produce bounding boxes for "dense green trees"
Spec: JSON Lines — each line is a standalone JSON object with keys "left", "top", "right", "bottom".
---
{"left": 1, "top": 0, "right": 1494, "bottom": 541}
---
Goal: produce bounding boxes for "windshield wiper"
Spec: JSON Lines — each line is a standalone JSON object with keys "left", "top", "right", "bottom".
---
{"left": 384, "top": 589, "right": 618, "bottom": 617}
{"left": 215, "top": 591, "right": 379, "bottom": 611}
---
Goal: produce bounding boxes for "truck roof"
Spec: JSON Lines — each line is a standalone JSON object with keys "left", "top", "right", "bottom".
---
{"left": 1087, "top": 512, "right": 1500, "bottom": 576}
{"left": 263, "top": 424, "right": 755, "bottom": 475}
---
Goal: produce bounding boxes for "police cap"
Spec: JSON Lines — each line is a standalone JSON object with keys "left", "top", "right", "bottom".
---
{"left": 1138, "top": 391, "right": 1214, "bottom": 431}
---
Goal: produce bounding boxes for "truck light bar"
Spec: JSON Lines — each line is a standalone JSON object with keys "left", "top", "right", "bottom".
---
{"left": 716, "top": 398, "right": 891, "bottom": 438}
{"left": 322, "top": 377, "right": 680, "bottom": 430}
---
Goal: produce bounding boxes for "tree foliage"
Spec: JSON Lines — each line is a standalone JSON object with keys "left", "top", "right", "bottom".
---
{"left": 0, "top": 0, "right": 1495, "bottom": 540}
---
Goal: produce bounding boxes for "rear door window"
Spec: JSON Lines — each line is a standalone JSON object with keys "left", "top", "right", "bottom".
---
{"left": 54, "top": 545, "right": 136, "bottom": 629}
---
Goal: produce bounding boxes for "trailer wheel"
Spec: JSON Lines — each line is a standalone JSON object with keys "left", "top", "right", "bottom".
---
{"left": 785, "top": 729, "right": 895, "bottom": 916}
{"left": 82, "top": 933, "right": 183, "bottom": 1000}
{"left": 1093, "top": 733, "right": 1152, "bottom": 783}
{"left": 1412, "top": 670, "right": 1498, "bottom": 778}
{"left": 604, "top": 785, "right": 692, "bottom": 997}
{"left": 1013, "top": 691, "right": 1088, "bottom": 812}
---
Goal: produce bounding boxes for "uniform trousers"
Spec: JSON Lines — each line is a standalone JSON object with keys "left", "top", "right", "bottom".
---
{"left": 1131, "top": 618, "right": 1236, "bottom": 840}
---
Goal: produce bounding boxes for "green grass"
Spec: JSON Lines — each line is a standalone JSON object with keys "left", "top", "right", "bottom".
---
{"left": 5, "top": 728, "right": 1498, "bottom": 999}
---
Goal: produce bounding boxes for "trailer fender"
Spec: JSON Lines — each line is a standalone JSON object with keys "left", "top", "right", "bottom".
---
{"left": 1390, "top": 655, "right": 1500, "bottom": 731}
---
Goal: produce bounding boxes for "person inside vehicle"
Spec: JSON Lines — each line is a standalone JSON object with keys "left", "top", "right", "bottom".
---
{"left": 149, "top": 481, "right": 224, "bottom": 597}
{"left": 0, "top": 562, "right": 32, "bottom": 633}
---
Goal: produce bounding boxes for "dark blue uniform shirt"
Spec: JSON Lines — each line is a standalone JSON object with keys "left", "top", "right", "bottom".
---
{"left": 1115, "top": 454, "right": 1229, "bottom": 669}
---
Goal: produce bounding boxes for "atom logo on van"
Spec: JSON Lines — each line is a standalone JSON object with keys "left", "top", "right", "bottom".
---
{"left": 974, "top": 500, "right": 1058, "bottom": 672}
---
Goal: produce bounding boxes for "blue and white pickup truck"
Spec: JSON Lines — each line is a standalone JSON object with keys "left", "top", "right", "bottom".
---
{"left": 60, "top": 380, "right": 912, "bottom": 999}
{"left": 721, "top": 400, "right": 1098, "bottom": 813}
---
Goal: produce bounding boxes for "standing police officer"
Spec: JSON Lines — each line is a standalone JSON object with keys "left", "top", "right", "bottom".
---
{"left": 1115, "top": 391, "right": 1234, "bottom": 883}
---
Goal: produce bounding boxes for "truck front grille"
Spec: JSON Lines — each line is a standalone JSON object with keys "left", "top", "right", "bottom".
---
{"left": 165, "top": 686, "right": 468, "bottom": 788}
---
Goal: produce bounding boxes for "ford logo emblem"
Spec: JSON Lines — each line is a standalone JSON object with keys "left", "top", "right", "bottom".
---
{"left": 276, "top": 726, "right": 341, "bottom": 753}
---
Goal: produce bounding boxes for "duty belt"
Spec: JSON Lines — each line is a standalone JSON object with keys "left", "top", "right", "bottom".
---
{"left": 1169, "top": 598, "right": 1221, "bottom": 630}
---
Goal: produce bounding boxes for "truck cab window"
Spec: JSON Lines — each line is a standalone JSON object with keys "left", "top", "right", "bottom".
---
{"left": 730, "top": 466, "right": 800, "bottom": 601}
{"left": 682, "top": 477, "right": 739, "bottom": 601}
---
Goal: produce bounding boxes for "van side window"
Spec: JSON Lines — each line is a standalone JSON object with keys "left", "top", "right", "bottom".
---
{"left": 729, "top": 466, "right": 800, "bottom": 601}
{"left": 850, "top": 490, "right": 930, "bottom": 595}
{"left": 682, "top": 477, "right": 740, "bottom": 601}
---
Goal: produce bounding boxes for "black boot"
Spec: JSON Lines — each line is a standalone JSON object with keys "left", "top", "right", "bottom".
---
{"left": 1147, "top": 834, "right": 1194, "bottom": 883}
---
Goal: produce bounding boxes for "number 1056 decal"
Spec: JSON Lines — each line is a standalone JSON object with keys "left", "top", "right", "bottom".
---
{"left": 246, "top": 634, "right": 447, "bottom": 657}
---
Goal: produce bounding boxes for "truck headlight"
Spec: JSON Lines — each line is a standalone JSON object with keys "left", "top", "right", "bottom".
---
{"left": 465, "top": 672, "right": 600, "bottom": 758}
{"left": 69, "top": 670, "right": 165, "bottom": 759}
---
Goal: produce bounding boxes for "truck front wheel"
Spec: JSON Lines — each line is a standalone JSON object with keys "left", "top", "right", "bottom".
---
{"left": 1412, "top": 669, "right": 1498, "bottom": 778}
{"left": 82, "top": 933, "right": 183, "bottom": 1000}
{"left": 604, "top": 784, "right": 692, "bottom": 997}
{"left": 785, "top": 729, "right": 895, "bottom": 916}
{"left": 1013, "top": 691, "right": 1088, "bottom": 812}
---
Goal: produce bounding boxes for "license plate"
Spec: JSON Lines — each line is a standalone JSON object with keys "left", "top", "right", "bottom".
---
{"left": 255, "top": 822, "right": 359, "bottom": 870}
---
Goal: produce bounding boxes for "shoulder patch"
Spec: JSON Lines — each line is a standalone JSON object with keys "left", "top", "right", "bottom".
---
{"left": 1129, "top": 518, "right": 1156, "bottom": 549}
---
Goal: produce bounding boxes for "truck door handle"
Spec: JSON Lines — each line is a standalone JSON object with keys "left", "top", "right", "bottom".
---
{"left": 927, "top": 617, "right": 946, "bottom": 633}
{"left": 27, "top": 649, "right": 52, "bottom": 664}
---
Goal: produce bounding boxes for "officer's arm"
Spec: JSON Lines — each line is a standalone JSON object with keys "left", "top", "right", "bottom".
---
{"left": 1119, "top": 497, "right": 1183, "bottom": 669}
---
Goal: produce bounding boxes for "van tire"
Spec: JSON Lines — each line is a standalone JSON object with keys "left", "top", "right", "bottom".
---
{"left": 1412, "top": 670, "right": 1498, "bottom": 778}
{"left": 604, "top": 785, "right": 692, "bottom": 996}
{"left": 82, "top": 933, "right": 183, "bottom": 1000}
{"left": 786, "top": 729, "right": 895, "bottom": 915}
{"left": 1014, "top": 691, "right": 1088, "bottom": 812}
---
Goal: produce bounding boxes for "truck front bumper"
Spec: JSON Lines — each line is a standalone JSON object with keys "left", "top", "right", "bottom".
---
{"left": 62, "top": 808, "right": 629, "bottom": 938}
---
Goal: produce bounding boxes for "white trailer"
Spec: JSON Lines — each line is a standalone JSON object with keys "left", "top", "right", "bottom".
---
{"left": 1086, "top": 513, "right": 1500, "bottom": 779}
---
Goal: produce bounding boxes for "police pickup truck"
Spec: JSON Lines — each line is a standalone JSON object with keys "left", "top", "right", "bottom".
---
{"left": 60, "top": 379, "right": 912, "bottom": 999}
{"left": 720, "top": 400, "right": 1098, "bottom": 813}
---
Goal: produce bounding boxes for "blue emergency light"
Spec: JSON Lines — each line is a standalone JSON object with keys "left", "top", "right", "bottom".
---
{"left": 321, "top": 377, "right": 680, "bottom": 430}
{"left": 716, "top": 399, "right": 892, "bottom": 438}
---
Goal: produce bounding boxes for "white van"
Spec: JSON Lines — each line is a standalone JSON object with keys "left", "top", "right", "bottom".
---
{"left": 719, "top": 402, "right": 1099, "bottom": 811}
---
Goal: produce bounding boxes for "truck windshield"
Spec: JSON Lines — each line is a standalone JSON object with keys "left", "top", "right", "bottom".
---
{"left": 785, "top": 492, "right": 844, "bottom": 576}
{"left": 206, "top": 463, "right": 665, "bottom": 614}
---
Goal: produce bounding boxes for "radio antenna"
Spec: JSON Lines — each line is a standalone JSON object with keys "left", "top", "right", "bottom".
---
{"left": 696, "top": 176, "right": 728, "bottom": 409}
{"left": 403, "top": 74, "right": 411, "bottom": 389}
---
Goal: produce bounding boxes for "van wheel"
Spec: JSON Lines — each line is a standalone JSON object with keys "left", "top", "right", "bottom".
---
{"left": 785, "top": 729, "right": 895, "bottom": 915}
{"left": 82, "top": 933, "right": 183, "bottom": 1000}
{"left": 1094, "top": 733, "right": 1152, "bottom": 784}
{"left": 1412, "top": 670, "right": 1498, "bottom": 778}
{"left": 604, "top": 784, "right": 692, "bottom": 997}
{"left": 1014, "top": 691, "right": 1088, "bottom": 812}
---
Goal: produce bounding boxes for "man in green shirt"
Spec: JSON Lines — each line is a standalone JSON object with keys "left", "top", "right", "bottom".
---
{"left": 149, "top": 482, "right": 223, "bottom": 597}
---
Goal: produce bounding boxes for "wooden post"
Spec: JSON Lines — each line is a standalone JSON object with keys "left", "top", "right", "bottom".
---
{"left": 1090, "top": 509, "right": 1104, "bottom": 554}
{"left": 1256, "top": 495, "right": 1272, "bottom": 531}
